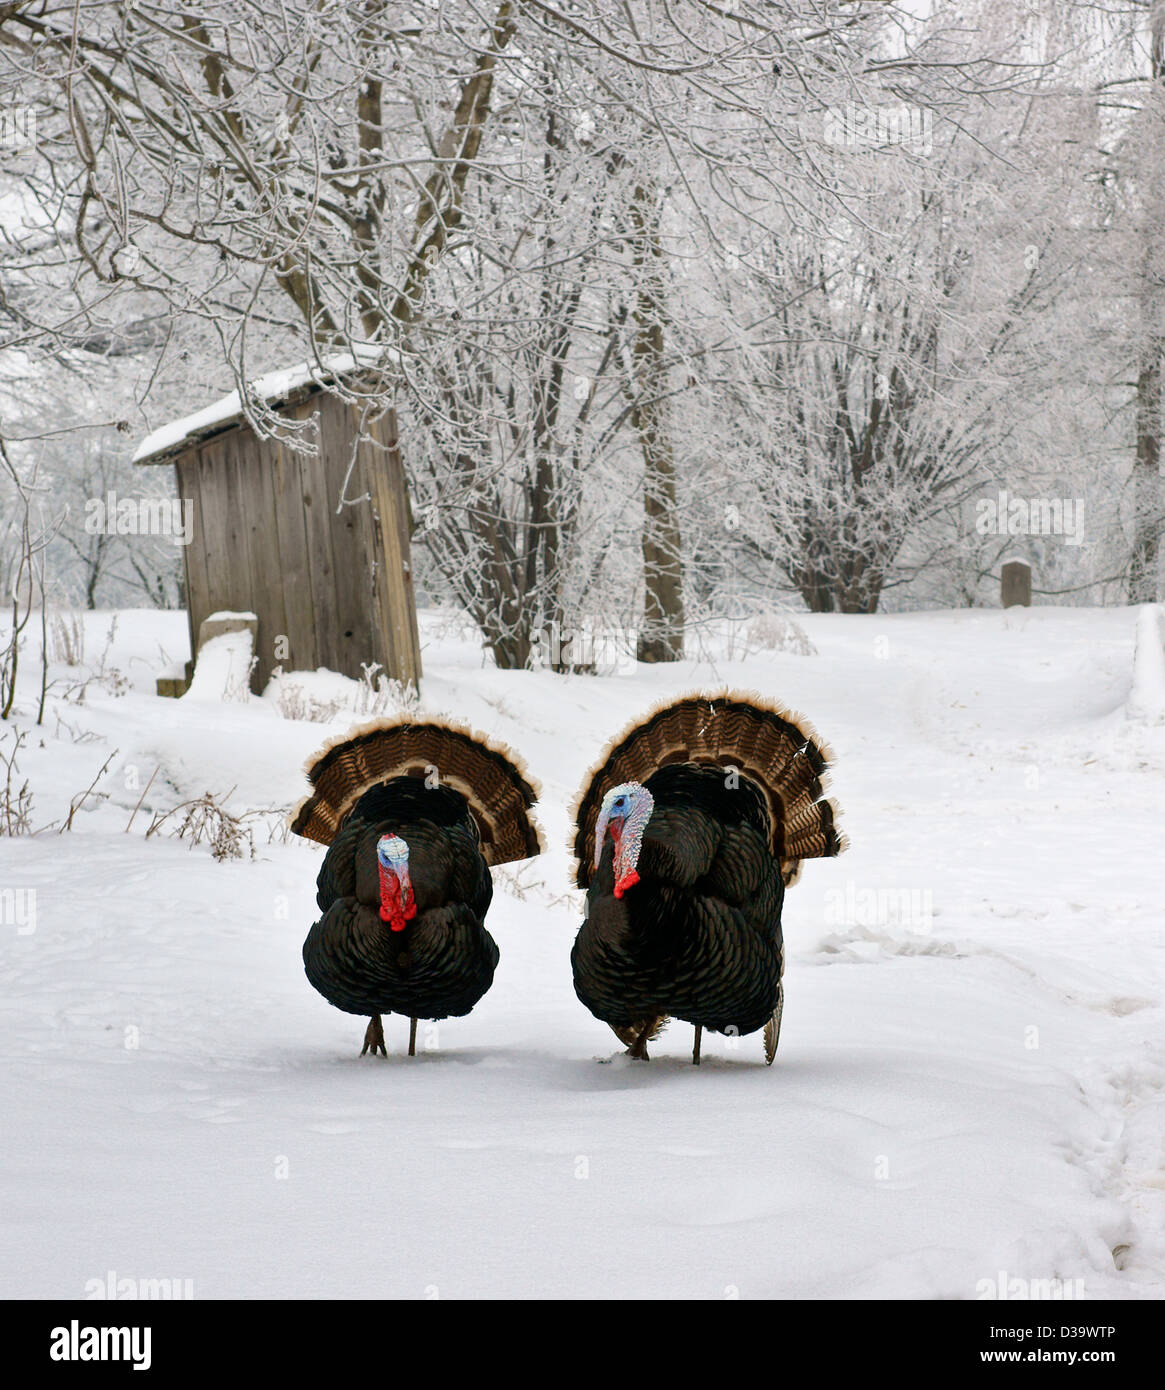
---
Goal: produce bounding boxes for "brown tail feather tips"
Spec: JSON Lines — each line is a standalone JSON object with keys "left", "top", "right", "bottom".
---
{"left": 571, "top": 691, "right": 845, "bottom": 887}
{"left": 290, "top": 717, "right": 544, "bottom": 866}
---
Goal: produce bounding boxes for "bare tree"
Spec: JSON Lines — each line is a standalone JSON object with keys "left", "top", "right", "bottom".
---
{"left": 1128, "top": 1, "right": 1165, "bottom": 602}
{"left": 3, "top": 0, "right": 1122, "bottom": 653}
{"left": 0, "top": 436, "right": 57, "bottom": 724}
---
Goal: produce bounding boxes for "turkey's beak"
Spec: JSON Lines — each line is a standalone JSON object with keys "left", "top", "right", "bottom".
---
{"left": 593, "top": 805, "right": 614, "bottom": 873}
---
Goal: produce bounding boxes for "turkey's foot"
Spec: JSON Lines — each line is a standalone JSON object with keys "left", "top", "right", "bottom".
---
{"left": 627, "top": 1021, "right": 654, "bottom": 1061}
{"left": 361, "top": 1014, "right": 387, "bottom": 1057}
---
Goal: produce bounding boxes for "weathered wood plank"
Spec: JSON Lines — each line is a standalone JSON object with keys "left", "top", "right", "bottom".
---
{"left": 267, "top": 404, "right": 317, "bottom": 682}
{"left": 295, "top": 399, "right": 342, "bottom": 674}
{"left": 242, "top": 434, "right": 289, "bottom": 689}
{"left": 320, "top": 394, "right": 378, "bottom": 680}
{"left": 362, "top": 405, "right": 422, "bottom": 688}
{"left": 176, "top": 456, "right": 211, "bottom": 662}
{"left": 218, "top": 427, "right": 260, "bottom": 688}
{"left": 192, "top": 438, "right": 236, "bottom": 632}
{"left": 347, "top": 403, "right": 390, "bottom": 681}
{"left": 360, "top": 412, "right": 397, "bottom": 681}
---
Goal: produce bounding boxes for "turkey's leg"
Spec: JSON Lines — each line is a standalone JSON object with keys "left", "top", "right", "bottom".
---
{"left": 361, "top": 1014, "right": 387, "bottom": 1057}
{"left": 692, "top": 1025, "right": 702, "bottom": 1066}
{"left": 408, "top": 1017, "right": 417, "bottom": 1057}
{"left": 627, "top": 1021, "right": 653, "bottom": 1061}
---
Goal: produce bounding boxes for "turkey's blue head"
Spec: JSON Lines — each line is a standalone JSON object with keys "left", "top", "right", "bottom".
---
{"left": 376, "top": 834, "right": 417, "bottom": 932}
{"left": 594, "top": 783, "right": 654, "bottom": 899}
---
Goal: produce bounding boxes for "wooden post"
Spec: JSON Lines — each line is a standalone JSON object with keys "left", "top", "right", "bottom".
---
{"left": 196, "top": 612, "right": 259, "bottom": 650}
{"left": 1001, "top": 559, "right": 1032, "bottom": 608}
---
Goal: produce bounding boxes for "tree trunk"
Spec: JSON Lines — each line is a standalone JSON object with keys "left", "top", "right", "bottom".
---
{"left": 1130, "top": 352, "right": 1162, "bottom": 602}
{"left": 789, "top": 546, "right": 836, "bottom": 613}
{"left": 628, "top": 181, "right": 684, "bottom": 663}
{"left": 85, "top": 557, "right": 99, "bottom": 610}
{"left": 1131, "top": 6, "right": 1165, "bottom": 603}
{"left": 789, "top": 503, "right": 893, "bottom": 614}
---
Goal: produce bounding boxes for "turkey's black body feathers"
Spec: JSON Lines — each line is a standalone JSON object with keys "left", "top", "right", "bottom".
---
{"left": 571, "top": 764, "right": 785, "bottom": 1037}
{"left": 303, "top": 778, "right": 498, "bottom": 1022}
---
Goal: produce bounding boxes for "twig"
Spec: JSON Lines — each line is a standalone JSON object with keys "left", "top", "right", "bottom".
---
{"left": 59, "top": 749, "right": 118, "bottom": 833}
{"left": 125, "top": 764, "right": 159, "bottom": 833}
{"left": 0, "top": 728, "right": 34, "bottom": 836}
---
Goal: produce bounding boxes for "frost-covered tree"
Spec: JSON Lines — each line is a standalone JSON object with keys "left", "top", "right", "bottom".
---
{"left": 4, "top": 0, "right": 1157, "bottom": 652}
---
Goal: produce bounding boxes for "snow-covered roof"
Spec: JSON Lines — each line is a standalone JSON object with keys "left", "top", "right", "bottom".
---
{"left": 133, "top": 347, "right": 396, "bottom": 466}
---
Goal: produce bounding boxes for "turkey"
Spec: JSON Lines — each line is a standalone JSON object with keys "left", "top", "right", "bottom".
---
{"left": 291, "top": 718, "right": 543, "bottom": 1057}
{"left": 570, "top": 692, "right": 844, "bottom": 1065}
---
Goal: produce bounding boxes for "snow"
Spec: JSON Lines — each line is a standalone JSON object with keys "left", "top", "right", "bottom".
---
{"left": 260, "top": 665, "right": 405, "bottom": 724}
{"left": 131, "top": 347, "right": 396, "bottom": 465}
{"left": 1, "top": 605, "right": 1163, "bottom": 1299}
{"left": 1126, "top": 604, "right": 1165, "bottom": 726}
{"left": 183, "top": 630, "right": 255, "bottom": 703}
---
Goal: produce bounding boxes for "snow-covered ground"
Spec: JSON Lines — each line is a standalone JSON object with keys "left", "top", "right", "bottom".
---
{"left": 1, "top": 605, "right": 1162, "bottom": 1299}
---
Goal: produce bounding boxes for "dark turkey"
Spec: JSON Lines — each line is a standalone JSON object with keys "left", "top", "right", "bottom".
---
{"left": 291, "top": 718, "right": 543, "bottom": 1057}
{"left": 570, "top": 693, "right": 845, "bottom": 1065}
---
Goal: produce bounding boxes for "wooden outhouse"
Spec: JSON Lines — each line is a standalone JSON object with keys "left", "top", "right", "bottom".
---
{"left": 133, "top": 356, "right": 422, "bottom": 693}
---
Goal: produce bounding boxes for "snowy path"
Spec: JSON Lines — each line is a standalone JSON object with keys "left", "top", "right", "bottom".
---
{"left": 1, "top": 607, "right": 1162, "bottom": 1298}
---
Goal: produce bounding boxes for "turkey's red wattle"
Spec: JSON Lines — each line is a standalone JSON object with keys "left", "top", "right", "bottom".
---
{"left": 613, "top": 868, "right": 640, "bottom": 899}
{"left": 607, "top": 820, "right": 639, "bottom": 898}
{"left": 377, "top": 860, "right": 416, "bottom": 932}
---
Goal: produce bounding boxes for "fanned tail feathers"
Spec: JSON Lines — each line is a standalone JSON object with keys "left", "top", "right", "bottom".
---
{"left": 572, "top": 691, "right": 845, "bottom": 886}
{"left": 291, "top": 717, "right": 543, "bottom": 865}
{"left": 763, "top": 985, "right": 784, "bottom": 1065}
